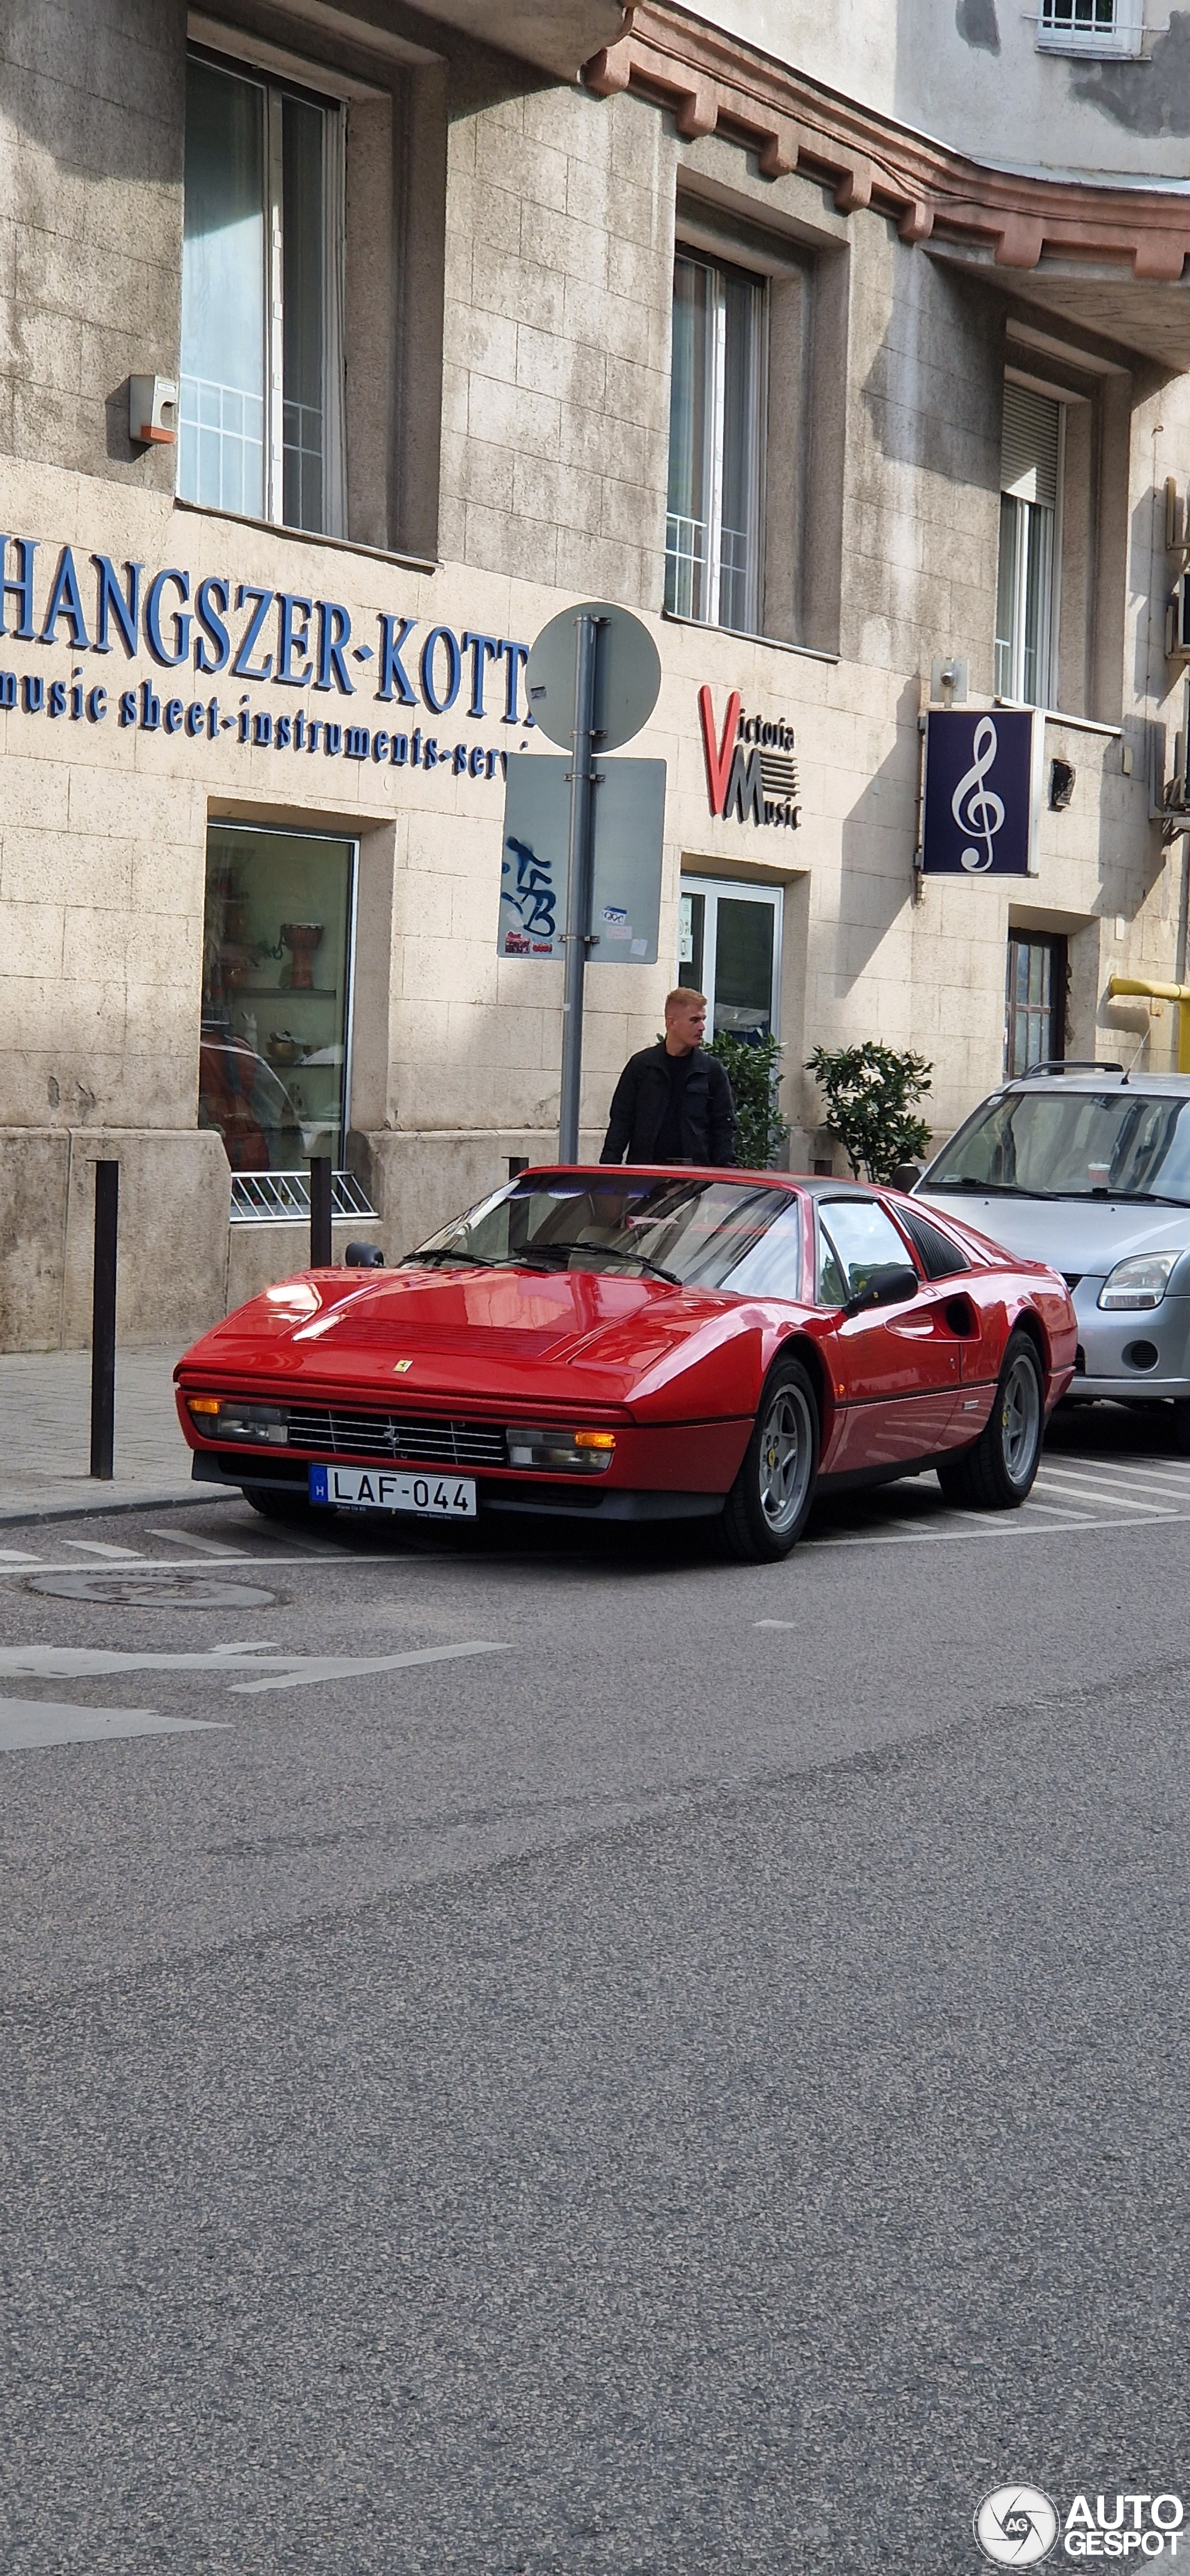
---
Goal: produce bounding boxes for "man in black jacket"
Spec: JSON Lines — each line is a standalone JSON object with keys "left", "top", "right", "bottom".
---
{"left": 600, "top": 988, "right": 737, "bottom": 1167}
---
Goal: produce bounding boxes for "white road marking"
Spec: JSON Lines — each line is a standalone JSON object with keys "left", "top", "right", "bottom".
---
{"left": 228, "top": 1641, "right": 509, "bottom": 1695}
{"left": 0, "top": 1554, "right": 412, "bottom": 1578}
{"left": 62, "top": 1539, "right": 145, "bottom": 1559}
{"left": 147, "top": 1528, "right": 245, "bottom": 1558}
{"left": 0, "top": 1640, "right": 510, "bottom": 1696}
{"left": 0, "top": 1699, "right": 228, "bottom": 1752}
{"left": 1036, "top": 1469, "right": 1173, "bottom": 1513}
{"left": 0, "top": 1547, "right": 44, "bottom": 1564}
{"left": 804, "top": 1509, "right": 1190, "bottom": 1549}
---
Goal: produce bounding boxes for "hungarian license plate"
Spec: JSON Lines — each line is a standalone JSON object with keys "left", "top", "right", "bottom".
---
{"left": 309, "top": 1463, "right": 476, "bottom": 1517}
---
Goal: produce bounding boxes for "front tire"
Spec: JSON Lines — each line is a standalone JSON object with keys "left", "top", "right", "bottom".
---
{"left": 718, "top": 1354, "right": 819, "bottom": 1563}
{"left": 1170, "top": 1400, "right": 1190, "bottom": 1455}
{"left": 938, "top": 1328, "right": 1044, "bottom": 1510}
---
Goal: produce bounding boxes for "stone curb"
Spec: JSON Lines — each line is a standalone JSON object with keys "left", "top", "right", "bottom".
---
{"left": 0, "top": 1483, "right": 233, "bottom": 1529}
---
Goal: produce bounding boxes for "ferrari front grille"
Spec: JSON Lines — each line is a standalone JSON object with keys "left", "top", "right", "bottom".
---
{"left": 286, "top": 1407, "right": 509, "bottom": 1468}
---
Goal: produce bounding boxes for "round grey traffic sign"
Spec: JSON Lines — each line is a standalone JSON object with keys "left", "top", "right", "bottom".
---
{"left": 525, "top": 600, "right": 661, "bottom": 750}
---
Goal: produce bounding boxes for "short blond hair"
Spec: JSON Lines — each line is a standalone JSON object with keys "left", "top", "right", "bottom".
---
{"left": 665, "top": 986, "right": 706, "bottom": 1013}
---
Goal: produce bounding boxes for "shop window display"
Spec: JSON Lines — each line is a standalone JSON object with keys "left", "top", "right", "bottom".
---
{"left": 200, "top": 826, "right": 355, "bottom": 1173}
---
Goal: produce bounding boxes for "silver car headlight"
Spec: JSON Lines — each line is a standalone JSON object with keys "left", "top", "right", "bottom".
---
{"left": 1097, "top": 1251, "right": 1181, "bottom": 1311}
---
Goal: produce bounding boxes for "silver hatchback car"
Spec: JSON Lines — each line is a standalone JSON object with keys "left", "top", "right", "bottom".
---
{"left": 914, "top": 1067, "right": 1190, "bottom": 1442}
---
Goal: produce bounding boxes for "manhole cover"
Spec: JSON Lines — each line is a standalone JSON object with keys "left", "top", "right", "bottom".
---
{"left": 26, "top": 1571, "right": 279, "bottom": 1607}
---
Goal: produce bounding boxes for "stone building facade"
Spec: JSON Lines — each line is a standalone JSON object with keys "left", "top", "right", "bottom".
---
{"left": 2, "top": 0, "right": 1190, "bottom": 1346}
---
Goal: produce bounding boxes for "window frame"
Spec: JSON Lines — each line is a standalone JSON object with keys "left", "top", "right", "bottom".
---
{"left": 1004, "top": 930, "right": 1068, "bottom": 1078}
{"left": 180, "top": 44, "right": 346, "bottom": 538}
{"left": 665, "top": 247, "right": 768, "bottom": 636}
{"left": 678, "top": 874, "right": 784, "bottom": 1043}
{"left": 1035, "top": 0, "right": 1143, "bottom": 57}
{"left": 814, "top": 1195, "right": 912, "bottom": 1309}
{"left": 995, "top": 381, "right": 1065, "bottom": 710}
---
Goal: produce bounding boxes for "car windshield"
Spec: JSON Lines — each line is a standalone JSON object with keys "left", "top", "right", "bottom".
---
{"left": 406, "top": 1173, "right": 804, "bottom": 1295}
{"left": 925, "top": 1087, "right": 1190, "bottom": 1205}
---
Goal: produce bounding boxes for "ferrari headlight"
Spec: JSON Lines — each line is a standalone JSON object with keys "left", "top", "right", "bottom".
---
{"left": 187, "top": 1397, "right": 289, "bottom": 1444}
{"left": 505, "top": 1425, "right": 615, "bottom": 1473}
{"left": 1097, "top": 1251, "right": 1180, "bottom": 1311}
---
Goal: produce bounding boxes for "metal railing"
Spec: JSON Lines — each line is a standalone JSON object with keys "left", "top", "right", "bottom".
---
{"left": 229, "top": 1167, "right": 377, "bottom": 1224}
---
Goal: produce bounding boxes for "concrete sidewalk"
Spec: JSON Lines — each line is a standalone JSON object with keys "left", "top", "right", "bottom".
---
{"left": 0, "top": 1347, "right": 214, "bottom": 1523}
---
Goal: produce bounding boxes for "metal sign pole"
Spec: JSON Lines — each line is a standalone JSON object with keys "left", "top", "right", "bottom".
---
{"left": 558, "top": 611, "right": 601, "bottom": 1161}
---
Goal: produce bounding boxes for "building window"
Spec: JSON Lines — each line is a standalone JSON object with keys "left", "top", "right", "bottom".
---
{"left": 995, "top": 384, "right": 1062, "bottom": 707}
{"left": 1036, "top": 0, "right": 1142, "bottom": 55}
{"left": 678, "top": 877, "right": 782, "bottom": 1039}
{"left": 200, "top": 826, "right": 357, "bottom": 1178}
{"left": 666, "top": 253, "right": 766, "bottom": 634}
{"left": 1005, "top": 931, "right": 1067, "bottom": 1076}
{"left": 180, "top": 53, "right": 344, "bottom": 533}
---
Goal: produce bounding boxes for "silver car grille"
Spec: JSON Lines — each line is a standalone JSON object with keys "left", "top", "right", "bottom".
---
{"left": 285, "top": 1407, "right": 508, "bottom": 1468}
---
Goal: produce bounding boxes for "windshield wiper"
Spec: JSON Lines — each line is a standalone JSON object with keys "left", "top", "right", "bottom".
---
{"left": 929, "top": 1178, "right": 1032, "bottom": 1197}
{"left": 569, "top": 1243, "right": 680, "bottom": 1284}
{"left": 1096, "top": 1189, "right": 1190, "bottom": 1208}
{"left": 405, "top": 1247, "right": 491, "bottom": 1267}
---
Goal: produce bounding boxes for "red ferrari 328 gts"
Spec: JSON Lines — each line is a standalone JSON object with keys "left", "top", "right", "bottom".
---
{"left": 176, "top": 1165, "right": 1077, "bottom": 1563}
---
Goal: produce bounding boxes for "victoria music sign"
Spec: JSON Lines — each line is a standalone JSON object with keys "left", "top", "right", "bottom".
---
{"left": 0, "top": 531, "right": 535, "bottom": 778}
{"left": 698, "top": 685, "right": 800, "bottom": 830}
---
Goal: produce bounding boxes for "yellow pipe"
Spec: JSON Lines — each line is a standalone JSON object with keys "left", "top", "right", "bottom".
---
{"left": 1108, "top": 973, "right": 1190, "bottom": 1074}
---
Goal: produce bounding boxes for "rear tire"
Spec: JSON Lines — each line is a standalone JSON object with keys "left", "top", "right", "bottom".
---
{"left": 242, "top": 1484, "right": 319, "bottom": 1525}
{"left": 718, "top": 1354, "right": 819, "bottom": 1563}
{"left": 937, "top": 1328, "right": 1044, "bottom": 1510}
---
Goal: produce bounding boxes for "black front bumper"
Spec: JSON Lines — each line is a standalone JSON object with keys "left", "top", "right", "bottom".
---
{"left": 192, "top": 1449, "right": 724, "bottom": 1522}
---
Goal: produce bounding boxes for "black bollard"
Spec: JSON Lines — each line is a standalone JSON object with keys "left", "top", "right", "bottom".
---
{"left": 90, "top": 1159, "right": 119, "bottom": 1480}
{"left": 310, "top": 1155, "right": 333, "bottom": 1269}
{"left": 508, "top": 1156, "right": 529, "bottom": 1179}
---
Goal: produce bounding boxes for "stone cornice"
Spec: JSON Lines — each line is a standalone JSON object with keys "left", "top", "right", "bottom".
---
{"left": 584, "top": 4, "right": 1190, "bottom": 284}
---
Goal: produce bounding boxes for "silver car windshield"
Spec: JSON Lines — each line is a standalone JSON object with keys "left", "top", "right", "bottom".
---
{"left": 926, "top": 1088, "right": 1190, "bottom": 1205}
{"left": 407, "top": 1173, "right": 803, "bottom": 1293}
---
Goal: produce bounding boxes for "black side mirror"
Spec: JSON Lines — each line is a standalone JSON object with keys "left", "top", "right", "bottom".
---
{"left": 841, "top": 1262, "right": 918, "bottom": 1320}
{"left": 345, "top": 1241, "right": 385, "bottom": 1268}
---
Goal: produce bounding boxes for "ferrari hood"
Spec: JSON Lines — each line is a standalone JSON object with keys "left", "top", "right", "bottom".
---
{"left": 176, "top": 1261, "right": 756, "bottom": 1413}
{"left": 917, "top": 1189, "right": 1190, "bottom": 1276}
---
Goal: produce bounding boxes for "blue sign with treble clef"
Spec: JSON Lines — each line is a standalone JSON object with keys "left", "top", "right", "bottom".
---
{"left": 920, "top": 707, "right": 1039, "bottom": 877}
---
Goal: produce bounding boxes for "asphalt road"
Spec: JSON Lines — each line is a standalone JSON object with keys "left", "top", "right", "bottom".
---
{"left": 2, "top": 1405, "right": 1188, "bottom": 2574}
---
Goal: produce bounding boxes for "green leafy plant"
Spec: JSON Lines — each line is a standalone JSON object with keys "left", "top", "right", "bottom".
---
{"left": 806, "top": 1041, "right": 933, "bottom": 1182}
{"left": 707, "top": 1030, "right": 789, "bottom": 1170}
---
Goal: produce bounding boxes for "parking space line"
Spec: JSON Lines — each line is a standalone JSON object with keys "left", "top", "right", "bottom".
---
{"left": 1036, "top": 1471, "right": 1172, "bottom": 1513}
{"left": 804, "top": 1508, "right": 1190, "bottom": 1549}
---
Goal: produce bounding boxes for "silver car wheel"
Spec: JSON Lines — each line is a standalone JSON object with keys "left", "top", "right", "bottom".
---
{"left": 757, "top": 1383, "right": 814, "bottom": 1535}
{"left": 1000, "top": 1349, "right": 1041, "bottom": 1487}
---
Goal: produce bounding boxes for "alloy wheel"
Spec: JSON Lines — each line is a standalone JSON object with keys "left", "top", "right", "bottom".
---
{"left": 1000, "top": 1349, "right": 1041, "bottom": 1487}
{"left": 757, "top": 1383, "right": 814, "bottom": 1535}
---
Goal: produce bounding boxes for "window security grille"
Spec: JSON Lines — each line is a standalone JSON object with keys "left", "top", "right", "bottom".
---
{"left": 1005, "top": 934, "right": 1067, "bottom": 1078}
{"left": 229, "top": 1169, "right": 376, "bottom": 1224}
{"left": 995, "top": 384, "right": 1062, "bottom": 707}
